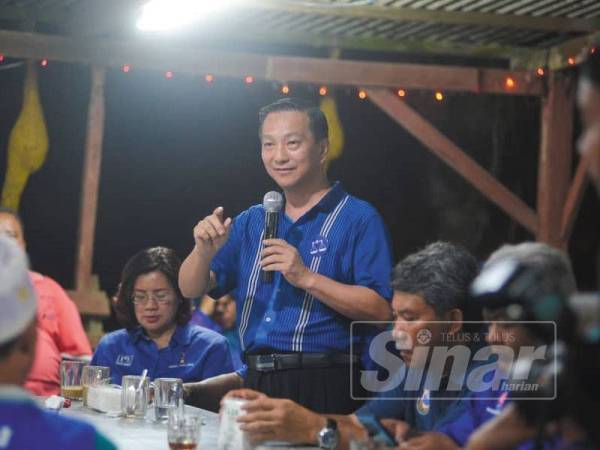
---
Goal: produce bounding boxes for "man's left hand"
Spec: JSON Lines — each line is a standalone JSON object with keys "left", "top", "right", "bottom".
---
{"left": 261, "top": 239, "right": 313, "bottom": 289}
{"left": 228, "top": 389, "right": 324, "bottom": 444}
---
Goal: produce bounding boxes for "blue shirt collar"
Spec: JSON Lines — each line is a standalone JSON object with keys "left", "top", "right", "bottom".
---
{"left": 280, "top": 181, "right": 346, "bottom": 217}
{"left": 129, "top": 324, "right": 192, "bottom": 347}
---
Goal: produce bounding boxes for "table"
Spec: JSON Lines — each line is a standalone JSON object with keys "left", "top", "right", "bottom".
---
{"left": 61, "top": 402, "right": 318, "bottom": 450}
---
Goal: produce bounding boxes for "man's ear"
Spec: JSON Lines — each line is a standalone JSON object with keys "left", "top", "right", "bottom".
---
{"left": 446, "top": 309, "right": 464, "bottom": 335}
{"left": 319, "top": 139, "right": 329, "bottom": 165}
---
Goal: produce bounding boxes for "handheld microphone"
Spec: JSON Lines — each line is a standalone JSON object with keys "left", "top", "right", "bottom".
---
{"left": 262, "top": 191, "right": 283, "bottom": 283}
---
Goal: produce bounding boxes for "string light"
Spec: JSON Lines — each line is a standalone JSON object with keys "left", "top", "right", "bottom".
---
{"left": 165, "top": 71, "right": 173, "bottom": 79}
{"left": 397, "top": 89, "right": 406, "bottom": 98}
{"left": 205, "top": 74, "right": 214, "bottom": 83}
{"left": 0, "top": 54, "right": 4, "bottom": 62}
{"left": 40, "top": 59, "right": 48, "bottom": 67}
{"left": 244, "top": 75, "right": 254, "bottom": 84}
{"left": 504, "top": 77, "right": 516, "bottom": 90}
{"left": 281, "top": 84, "right": 290, "bottom": 95}
{"left": 567, "top": 57, "right": 575, "bottom": 66}
{"left": 435, "top": 91, "right": 444, "bottom": 102}
{"left": 319, "top": 86, "right": 328, "bottom": 96}
{"left": 536, "top": 67, "right": 545, "bottom": 77}
{"left": 591, "top": 48, "right": 597, "bottom": 55}
{"left": 122, "top": 65, "right": 131, "bottom": 73}
{"left": 358, "top": 90, "right": 367, "bottom": 100}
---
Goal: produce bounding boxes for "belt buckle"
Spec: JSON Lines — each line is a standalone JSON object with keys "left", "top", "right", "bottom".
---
{"left": 255, "top": 354, "right": 276, "bottom": 372}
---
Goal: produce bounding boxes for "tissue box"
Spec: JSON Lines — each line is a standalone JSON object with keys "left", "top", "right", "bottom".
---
{"left": 87, "top": 385, "right": 122, "bottom": 413}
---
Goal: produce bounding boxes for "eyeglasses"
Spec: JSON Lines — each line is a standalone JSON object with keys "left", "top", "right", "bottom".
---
{"left": 132, "top": 291, "right": 175, "bottom": 306}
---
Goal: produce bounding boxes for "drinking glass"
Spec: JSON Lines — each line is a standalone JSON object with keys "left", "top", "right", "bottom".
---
{"left": 167, "top": 412, "right": 201, "bottom": 450}
{"left": 154, "top": 378, "right": 183, "bottom": 422}
{"left": 121, "top": 375, "right": 149, "bottom": 418}
{"left": 82, "top": 365, "right": 110, "bottom": 407}
{"left": 60, "top": 360, "right": 87, "bottom": 400}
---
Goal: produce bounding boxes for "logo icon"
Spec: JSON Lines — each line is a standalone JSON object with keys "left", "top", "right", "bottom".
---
{"left": 417, "top": 389, "right": 431, "bottom": 415}
{"left": 116, "top": 355, "right": 134, "bottom": 367}
{"left": 309, "top": 236, "right": 329, "bottom": 256}
{"left": 416, "top": 329, "right": 432, "bottom": 345}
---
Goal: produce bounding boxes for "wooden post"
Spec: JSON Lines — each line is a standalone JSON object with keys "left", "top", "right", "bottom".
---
{"left": 537, "top": 73, "right": 574, "bottom": 249}
{"left": 366, "top": 87, "right": 539, "bottom": 235}
{"left": 70, "top": 66, "right": 109, "bottom": 317}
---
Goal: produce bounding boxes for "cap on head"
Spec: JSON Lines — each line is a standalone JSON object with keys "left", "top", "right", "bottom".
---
{"left": 0, "top": 235, "right": 36, "bottom": 345}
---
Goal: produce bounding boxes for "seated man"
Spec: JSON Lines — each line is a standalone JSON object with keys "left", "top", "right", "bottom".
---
{"left": 0, "top": 236, "right": 116, "bottom": 450}
{"left": 403, "top": 242, "right": 577, "bottom": 450}
{"left": 224, "top": 241, "right": 481, "bottom": 449}
{"left": 0, "top": 207, "right": 92, "bottom": 396}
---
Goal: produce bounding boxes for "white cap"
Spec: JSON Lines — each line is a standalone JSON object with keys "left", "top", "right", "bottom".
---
{"left": 0, "top": 235, "right": 37, "bottom": 344}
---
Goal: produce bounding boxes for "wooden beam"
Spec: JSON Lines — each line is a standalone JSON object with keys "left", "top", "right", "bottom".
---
{"left": 366, "top": 87, "right": 539, "bottom": 235}
{"left": 537, "top": 73, "right": 574, "bottom": 249}
{"left": 248, "top": 0, "right": 600, "bottom": 34}
{"left": 72, "top": 66, "right": 109, "bottom": 317}
{"left": 515, "top": 32, "right": 600, "bottom": 71}
{"left": 75, "top": 66, "right": 105, "bottom": 291}
{"left": 561, "top": 156, "right": 590, "bottom": 242}
{"left": 0, "top": 30, "right": 543, "bottom": 95}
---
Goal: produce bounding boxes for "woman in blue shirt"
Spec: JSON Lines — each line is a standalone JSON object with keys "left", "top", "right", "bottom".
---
{"left": 92, "top": 247, "right": 235, "bottom": 385}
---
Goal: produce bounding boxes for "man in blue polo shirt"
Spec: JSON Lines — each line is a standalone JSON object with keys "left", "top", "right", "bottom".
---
{"left": 222, "top": 242, "right": 483, "bottom": 448}
{"left": 402, "top": 242, "right": 577, "bottom": 450}
{"left": 0, "top": 236, "right": 116, "bottom": 450}
{"left": 180, "top": 98, "right": 393, "bottom": 414}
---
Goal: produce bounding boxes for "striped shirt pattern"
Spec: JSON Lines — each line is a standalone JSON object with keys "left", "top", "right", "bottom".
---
{"left": 210, "top": 182, "right": 393, "bottom": 354}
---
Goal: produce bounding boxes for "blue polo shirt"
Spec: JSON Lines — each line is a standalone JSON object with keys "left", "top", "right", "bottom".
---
{"left": 91, "top": 323, "right": 235, "bottom": 384}
{"left": 355, "top": 362, "right": 476, "bottom": 431}
{"left": 210, "top": 182, "right": 393, "bottom": 354}
{"left": 0, "top": 387, "right": 116, "bottom": 450}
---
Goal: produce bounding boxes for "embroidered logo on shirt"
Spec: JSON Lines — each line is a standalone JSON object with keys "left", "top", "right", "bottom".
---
{"left": 179, "top": 353, "right": 186, "bottom": 365}
{"left": 0, "top": 426, "right": 13, "bottom": 448}
{"left": 309, "top": 236, "right": 329, "bottom": 256}
{"left": 416, "top": 389, "right": 431, "bottom": 415}
{"left": 116, "top": 355, "right": 134, "bottom": 366}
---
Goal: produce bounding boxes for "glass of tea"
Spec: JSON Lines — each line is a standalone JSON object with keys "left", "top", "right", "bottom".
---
{"left": 167, "top": 412, "right": 201, "bottom": 450}
{"left": 60, "top": 360, "right": 87, "bottom": 400}
{"left": 82, "top": 365, "right": 110, "bottom": 407}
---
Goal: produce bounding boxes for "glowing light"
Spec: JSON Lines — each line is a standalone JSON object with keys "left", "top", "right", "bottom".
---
{"left": 244, "top": 75, "right": 254, "bottom": 84}
{"left": 137, "top": 0, "right": 239, "bottom": 31}
{"left": 205, "top": 73, "right": 214, "bottom": 83}
{"left": 397, "top": 89, "right": 406, "bottom": 98}
{"left": 165, "top": 71, "right": 173, "bottom": 79}
{"left": 281, "top": 85, "right": 290, "bottom": 95}
{"left": 0, "top": 54, "right": 4, "bottom": 62}
{"left": 504, "top": 77, "right": 516, "bottom": 90}
{"left": 591, "top": 47, "right": 597, "bottom": 55}
{"left": 40, "top": 59, "right": 48, "bottom": 67}
{"left": 435, "top": 91, "right": 444, "bottom": 102}
{"left": 122, "top": 65, "right": 131, "bottom": 73}
{"left": 567, "top": 57, "right": 575, "bottom": 65}
{"left": 358, "top": 90, "right": 367, "bottom": 100}
{"left": 536, "top": 67, "right": 545, "bottom": 77}
{"left": 319, "top": 86, "right": 328, "bottom": 96}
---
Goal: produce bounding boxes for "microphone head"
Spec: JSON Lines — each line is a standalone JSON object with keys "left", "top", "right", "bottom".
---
{"left": 263, "top": 191, "right": 283, "bottom": 213}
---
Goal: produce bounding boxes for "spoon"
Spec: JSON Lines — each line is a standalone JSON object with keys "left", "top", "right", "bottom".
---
{"left": 126, "top": 369, "right": 147, "bottom": 417}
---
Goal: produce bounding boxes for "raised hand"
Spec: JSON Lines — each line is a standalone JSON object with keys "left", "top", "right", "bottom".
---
{"left": 193, "top": 206, "right": 232, "bottom": 257}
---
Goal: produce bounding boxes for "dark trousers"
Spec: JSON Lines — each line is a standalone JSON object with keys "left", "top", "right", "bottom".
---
{"left": 245, "top": 364, "right": 366, "bottom": 414}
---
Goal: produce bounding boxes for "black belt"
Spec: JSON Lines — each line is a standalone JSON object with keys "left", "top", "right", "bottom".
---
{"left": 245, "top": 353, "right": 358, "bottom": 372}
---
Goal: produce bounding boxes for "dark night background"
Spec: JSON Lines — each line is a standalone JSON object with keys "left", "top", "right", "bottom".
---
{"left": 0, "top": 60, "right": 598, "bottom": 327}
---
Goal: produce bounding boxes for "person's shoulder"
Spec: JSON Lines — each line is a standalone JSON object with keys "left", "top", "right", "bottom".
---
{"left": 344, "top": 194, "right": 382, "bottom": 219}
{"left": 186, "top": 324, "right": 229, "bottom": 347}
{"left": 97, "top": 328, "right": 130, "bottom": 347}
{"left": 39, "top": 409, "right": 101, "bottom": 448}
{"left": 29, "top": 271, "right": 68, "bottom": 292}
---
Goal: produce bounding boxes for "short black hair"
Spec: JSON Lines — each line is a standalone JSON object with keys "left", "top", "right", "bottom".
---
{"left": 580, "top": 46, "right": 600, "bottom": 87}
{"left": 114, "top": 247, "right": 191, "bottom": 330}
{"left": 392, "top": 241, "right": 480, "bottom": 317}
{"left": 258, "top": 98, "right": 329, "bottom": 143}
{"left": 0, "top": 335, "right": 18, "bottom": 361}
